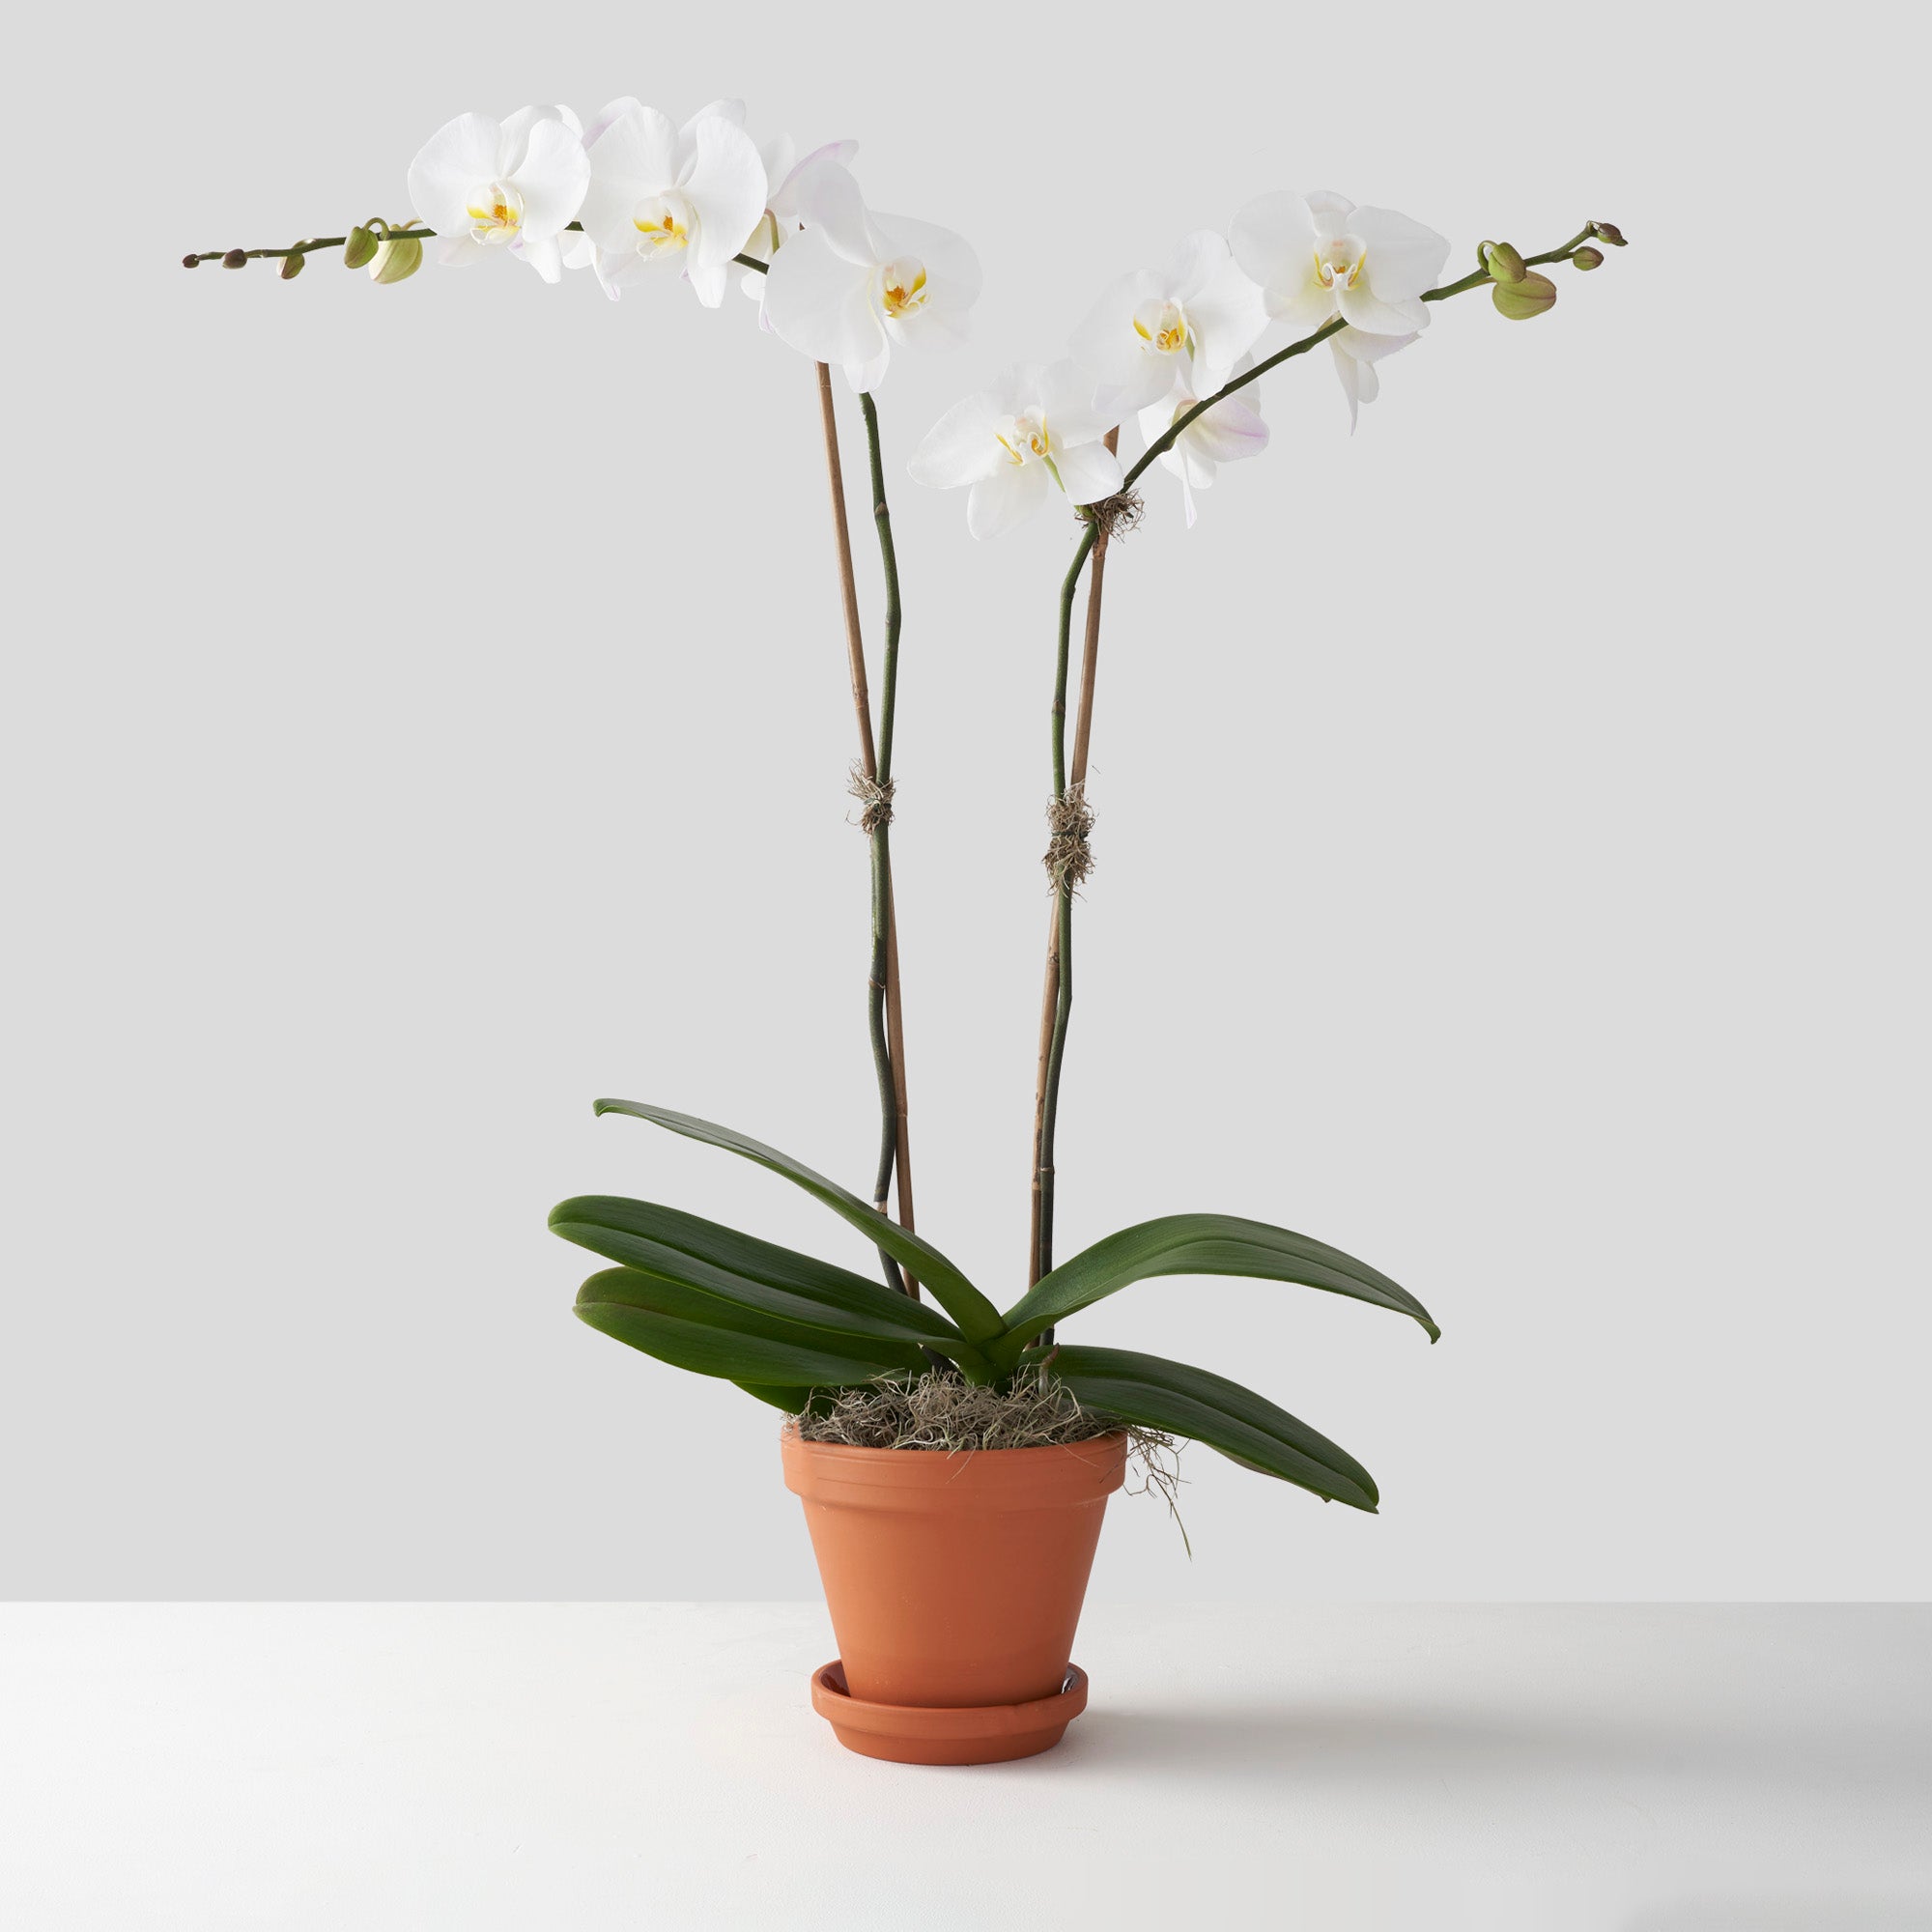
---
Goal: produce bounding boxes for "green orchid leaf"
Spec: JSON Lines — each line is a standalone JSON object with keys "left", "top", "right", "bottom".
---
{"left": 575, "top": 1267, "right": 912, "bottom": 1385}
{"left": 1043, "top": 1344, "right": 1380, "bottom": 1511}
{"left": 550, "top": 1195, "right": 971, "bottom": 1354}
{"left": 733, "top": 1381, "right": 822, "bottom": 1412}
{"left": 593, "top": 1099, "right": 1008, "bottom": 1345}
{"left": 995, "top": 1212, "right": 1436, "bottom": 1365}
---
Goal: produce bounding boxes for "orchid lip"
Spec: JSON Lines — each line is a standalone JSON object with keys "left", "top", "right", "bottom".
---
{"left": 466, "top": 180, "right": 526, "bottom": 244}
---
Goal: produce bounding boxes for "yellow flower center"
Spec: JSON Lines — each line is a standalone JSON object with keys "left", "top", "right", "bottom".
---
{"left": 634, "top": 193, "right": 694, "bottom": 255}
{"left": 880, "top": 258, "right": 928, "bottom": 318}
{"left": 995, "top": 410, "right": 1051, "bottom": 466}
{"left": 1314, "top": 235, "right": 1368, "bottom": 289}
{"left": 466, "top": 181, "right": 525, "bottom": 245}
{"left": 1131, "top": 298, "right": 1189, "bottom": 355}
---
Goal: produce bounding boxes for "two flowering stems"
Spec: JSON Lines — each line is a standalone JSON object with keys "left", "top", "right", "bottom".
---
{"left": 190, "top": 148, "right": 1618, "bottom": 1347}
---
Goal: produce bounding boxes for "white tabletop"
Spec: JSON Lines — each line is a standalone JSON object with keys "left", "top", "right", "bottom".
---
{"left": 3, "top": 1604, "right": 1927, "bottom": 1930}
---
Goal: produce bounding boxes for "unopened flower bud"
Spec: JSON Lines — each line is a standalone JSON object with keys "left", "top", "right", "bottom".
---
{"left": 369, "top": 234, "right": 423, "bottom": 284}
{"left": 1590, "top": 221, "right": 1627, "bottom": 247}
{"left": 1483, "top": 241, "right": 1527, "bottom": 284}
{"left": 1573, "top": 245, "right": 1605, "bottom": 271}
{"left": 279, "top": 251, "right": 306, "bottom": 281}
{"left": 181, "top": 253, "right": 201, "bottom": 270}
{"left": 221, "top": 248, "right": 247, "bottom": 270}
{"left": 343, "top": 225, "right": 379, "bottom": 270}
{"left": 1492, "top": 270, "right": 1558, "bottom": 320}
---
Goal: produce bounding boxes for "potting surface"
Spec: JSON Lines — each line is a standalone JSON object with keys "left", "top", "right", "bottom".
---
{"left": 3, "top": 1603, "right": 1927, "bottom": 1929}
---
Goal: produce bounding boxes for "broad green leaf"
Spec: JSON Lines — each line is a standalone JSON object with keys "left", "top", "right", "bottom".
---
{"left": 593, "top": 1099, "right": 1008, "bottom": 1345}
{"left": 1043, "top": 1344, "right": 1380, "bottom": 1511}
{"left": 733, "top": 1381, "right": 820, "bottom": 1412}
{"left": 994, "top": 1212, "right": 1436, "bottom": 1365}
{"left": 575, "top": 1267, "right": 907, "bottom": 1385}
{"left": 550, "top": 1195, "right": 971, "bottom": 1354}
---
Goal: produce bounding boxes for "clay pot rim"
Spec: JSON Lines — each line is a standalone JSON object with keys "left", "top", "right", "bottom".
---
{"left": 781, "top": 1423, "right": 1128, "bottom": 1465}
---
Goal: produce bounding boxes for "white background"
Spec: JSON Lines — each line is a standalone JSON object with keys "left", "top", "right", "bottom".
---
{"left": 6, "top": 0, "right": 1925, "bottom": 1600}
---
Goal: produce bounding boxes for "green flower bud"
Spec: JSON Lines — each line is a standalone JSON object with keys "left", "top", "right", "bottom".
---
{"left": 1573, "top": 245, "right": 1605, "bottom": 271}
{"left": 1590, "top": 221, "right": 1627, "bottom": 247}
{"left": 343, "top": 225, "right": 379, "bottom": 270}
{"left": 369, "top": 234, "right": 423, "bottom": 284}
{"left": 221, "top": 248, "right": 247, "bottom": 270}
{"left": 1482, "top": 241, "right": 1527, "bottom": 284}
{"left": 279, "top": 250, "right": 306, "bottom": 281}
{"left": 1492, "top": 270, "right": 1558, "bottom": 320}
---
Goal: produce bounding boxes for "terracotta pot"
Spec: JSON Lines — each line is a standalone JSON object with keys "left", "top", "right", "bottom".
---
{"left": 781, "top": 1428, "right": 1126, "bottom": 1763}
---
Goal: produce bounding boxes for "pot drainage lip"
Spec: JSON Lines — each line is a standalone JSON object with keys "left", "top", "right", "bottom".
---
{"left": 809, "top": 1660, "right": 1089, "bottom": 1761}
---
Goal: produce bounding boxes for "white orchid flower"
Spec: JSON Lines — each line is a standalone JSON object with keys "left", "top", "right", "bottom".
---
{"left": 1134, "top": 358, "right": 1268, "bottom": 528}
{"left": 1068, "top": 230, "right": 1268, "bottom": 412}
{"left": 407, "top": 107, "right": 590, "bottom": 285}
{"left": 1329, "top": 326, "right": 1416, "bottom": 430}
{"left": 908, "top": 361, "right": 1123, "bottom": 540}
{"left": 763, "top": 179, "right": 980, "bottom": 391}
{"left": 739, "top": 138, "right": 861, "bottom": 304}
{"left": 579, "top": 100, "right": 767, "bottom": 308}
{"left": 1231, "top": 189, "right": 1449, "bottom": 338}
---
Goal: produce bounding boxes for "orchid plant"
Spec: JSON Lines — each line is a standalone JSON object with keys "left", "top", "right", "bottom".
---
{"left": 186, "top": 97, "right": 1624, "bottom": 1512}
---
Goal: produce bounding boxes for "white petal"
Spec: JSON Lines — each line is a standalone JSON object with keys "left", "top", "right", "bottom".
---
{"left": 582, "top": 105, "right": 679, "bottom": 249}
{"left": 1351, "top": 205, "right": 1452, "bottom": 303}
{"left": 908, "top": 392, "right": 1005, "bottom": 489}
{"left": 1161, "top": 229, "right": 1229, "bottom": 305}
{"left": 510, "top": 118, "right": 591, "bottom": 239}
{"left": 1068, "top": 269, "right": 1163, "bottom": 387}
{"left": 1303, "top": 188, "right": 1356, "bottom": 238}
{"left": 685, "top": 116, "right": 768, "bottom": 305}
{"left": 513, "top": 232, "right": 564, "bottom": 283}
{"left": 764, "top": 224, "right": 884, "bottom": 371}
{"left": 1230, "top": 190, "right": 1320, "bottom": 317}
{"left": 408, "top": 114, "right": 502, "bottom": 232}
{"left": 581, "top": 98, "right": 643, "bottom": 149}
{"left": 759, "top": 133, "right": 796, "bottom": 189}
{"left": 1037, "top": 358, "right": 1122, "bottom": 445}
{"left": 790, "top": 154, "right": 873, "bottom": 262}
{"left": 967, "top": 464, "right": 1047, "bottom": 539}
{"left": 434, "top": 233, "right": 492, "bottom": 270}
{"left": 1052, "top": 438, "right": 1124, "bottom": 506}
{"left": 867, "top": 213, "right": 980, "bottom": 314}
{"left": 845, "top": 332, "right": 893, "bottom": 393}
{"left": 499, "top": 104, "right": 569, "bottom": 172}
{"left": 1329, "top": 338, "right": 1363, "bottom": 432}
{"left": 1185, "top": 393, "right": 1269, "bottom": 466}
{"left": 1335, "top": 324, "right": 1418, "bottom": 365}
{"left": 681, "top": 98, "right": 746, "bottom": 138}
{"left": 1180, "top": 244, "right": 1270, "bottom": 390}
{"left": 1335, "top": 282, "right": 1428, "bottom": 335}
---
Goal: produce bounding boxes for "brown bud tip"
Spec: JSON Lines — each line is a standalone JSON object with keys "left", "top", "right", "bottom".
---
{"left": 1590, "top": 221, "right": 1628, "bottom": 247}
{"left": 221, "top": 248, "right": 247, "bottom": 270}
{"left": 1574, "top": 245, "right": 1605, "bottom": 271}
{"left": 181, "top": 253, "right": 201, "bottom": 269}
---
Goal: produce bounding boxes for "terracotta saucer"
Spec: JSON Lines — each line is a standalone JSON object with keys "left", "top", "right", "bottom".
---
{"left": 809, "top": 1661, "right": 1090, "bottom": 1765}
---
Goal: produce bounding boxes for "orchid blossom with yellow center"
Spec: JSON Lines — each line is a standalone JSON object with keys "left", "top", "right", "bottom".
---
{"left": 1231, "top": 188, "right": 1449, "bottom": 338}
{"left": 909, "top": 361, "right": 1123, "bottom": 540}
{"left": 577, "top": 99, "right": 767, "bottom": 308}
{"left": 1069, "top": 230, "right": 1268, "bottom": 412}
{"left": 763, "top": 165, "right": 980, "bottom": 393}
{"left": 407, "top": 106, "right": 589, "bottom": 284}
